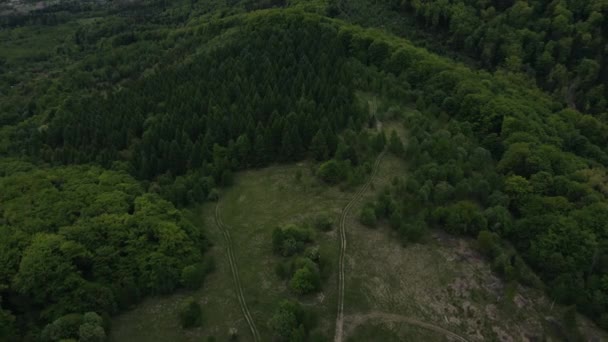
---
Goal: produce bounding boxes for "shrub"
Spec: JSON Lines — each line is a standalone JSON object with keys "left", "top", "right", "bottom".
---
{"left": 317, "top": 160, "right": 344, "bottom": 184}
{"left": 272, "top": 225, "right": 313, "bottom": 256}
{"left": 290, "top": 259, "right": 321, "bottom": 295}
{"left": 476, "top": 230, "right": 500, "bottom": 258}
{"left": 313, "top": 213, "right": 333, "bottom": 231}
{"left": 359, "top": 205, "right": 377, "bottom": 227}
{"left": 181, "top": 263, "right": 206, "bottom": 290}
{"left": 399, "top": 220, "right": 426, "bottom": 243}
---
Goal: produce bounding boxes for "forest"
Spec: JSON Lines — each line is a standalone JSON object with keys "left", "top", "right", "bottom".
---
{"left": 1, "top": 0, "right": 608, "bottom": 340}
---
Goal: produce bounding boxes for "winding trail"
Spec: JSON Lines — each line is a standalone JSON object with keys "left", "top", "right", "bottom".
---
{"left": 334, "top": 151, "right": 385, "bottom": 342}
{"left": 344, "top": 312, "right": 470, "bottom": 342}
{"left": 215, "top": 203, "right": 261, "bottom": 342}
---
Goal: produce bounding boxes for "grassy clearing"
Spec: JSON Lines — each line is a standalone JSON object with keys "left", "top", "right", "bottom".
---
{"left": 110, "top": 162, "right": 356, "bottom": 341}
{"left": 110, "top": 120, "right": 608, "bottom": 341}
{"left": 218, "top": 162, "right": 352, "bottom": 339}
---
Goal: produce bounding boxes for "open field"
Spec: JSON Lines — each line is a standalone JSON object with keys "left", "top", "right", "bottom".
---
{"left": 110, "top": 161, "right": 355, "bottom": 341}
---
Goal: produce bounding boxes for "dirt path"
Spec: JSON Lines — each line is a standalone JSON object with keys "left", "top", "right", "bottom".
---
{"left": 215, "top": 203, "right": 261, "bottom": 342}
{"left": 344, "top": 311, "right": 470, "bottom": 342}
{"left": 334, "top": 151, "right": 385, "bottom": 342}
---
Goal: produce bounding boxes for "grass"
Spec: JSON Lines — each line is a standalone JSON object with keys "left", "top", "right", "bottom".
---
{"left": 217, "top": 162, "right": 351, "bottom": 339}
{"left": 109, "top": 121, "right": 608, "bottom": 341}
{"left": 110, "top": 162, "right": 355, "bottom": 341}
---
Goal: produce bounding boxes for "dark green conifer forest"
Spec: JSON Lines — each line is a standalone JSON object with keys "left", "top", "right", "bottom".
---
{"left": 1, "top": 0, "right": 607, "bottom": 340}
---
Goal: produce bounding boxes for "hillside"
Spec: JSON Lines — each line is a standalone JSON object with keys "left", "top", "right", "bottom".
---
{"left": 1, "top": 0, "right": 607, "bottom": 341}
{"left": 332, "top": 0, "right": 608, "bottom": 114}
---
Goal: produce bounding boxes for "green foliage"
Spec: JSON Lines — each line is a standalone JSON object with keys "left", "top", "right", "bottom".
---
{"left": 359, "top": 205, "right": 377, "bottom": 227}
{"left": 476, "top": 230, "right": 501, "bottom": 258}
{"left": 0, "top": 303, "right": 15, "bottom": 341}
{"left": 14, "top": 13, "right": 362, "bottom": 210}
{"left": 312, "top": 213, "right": 333, "bottom": 231}
{"left": 4, "top": 0, "right": 608, "bottom": 333}
{"left": 398, "top": 216, "right": 427, "bottom": 244}
{"left": 178, "top": 298, "right": 202, "bottom": 329}
{"left": 40, "top": 312, "right": 105, "bottom": 342}
{"left": 388, "top": 130, "right": 404, "bottom": 155}
{"left": 268, "top": 300, "right": 311, "bottom": 342}
{"left": 78, "top": 312, "right": 106, "bottom": 342}
{"left": 386, "top": 48, "right": 410, "bottom": 75}
{"left": 317, "top": 160, "right": 344, "bottom": 184}
{"left": 271, "top": 220, "right": 325, "bottom": 298}
{"left": 388, "top": 0, "right": 608, "bottom": 114}
{"left": 372, "top": 131, "right": 386, "bottom": 152}
{"left": 310, "top": 130, "right": 330, "bottom": 161}
{"left": 181, "top": 262, "right": 210, "bottom": 291}
{"left": 272, "top": 225, "right": 313, "bottom": 257}
{"left": 290, "top": 262, "right": 321, "bottom": 295}
{"left": 367, "top": 40, "right": 389, "bottom": 66}
{"left": 435, "top": 201, "right": 487, "bottom": 235}
{"left": 0, "top": 164, "right": 207, "bottom": 335}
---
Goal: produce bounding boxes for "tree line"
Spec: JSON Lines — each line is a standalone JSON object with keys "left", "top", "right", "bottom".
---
{"left": 22, "top": 14, "right": 364, "bottom": 207}
{"left": 397, "top": 0, "right": 607, "bottom": 115}
{"left": 0, "top": 159, "right": 210, "bottom": 340}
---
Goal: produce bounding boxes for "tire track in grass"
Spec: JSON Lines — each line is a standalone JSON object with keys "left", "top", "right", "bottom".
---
{"left": 334, "top": 151, "right": 385, "bottom": 342}
{"left": 215, "top": 203, "right": 261, "bottom": 342}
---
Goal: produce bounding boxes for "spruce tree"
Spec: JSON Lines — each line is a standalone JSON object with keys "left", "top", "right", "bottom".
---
{"left": 310, "top": 130, "right": 329, "bottom": 161}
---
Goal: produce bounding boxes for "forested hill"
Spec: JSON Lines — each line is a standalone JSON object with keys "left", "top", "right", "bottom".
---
{"left": 332, "top": 0, "right": 608, "bottom": 115}
{"left": 1, "top": 0, "right": 608, "bottom": 340}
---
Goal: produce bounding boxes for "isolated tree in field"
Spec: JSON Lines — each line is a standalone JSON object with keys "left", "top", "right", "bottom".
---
{"left": 359, "top": 205, "right": 377, "bottom": 227}
{"left": 290, "top": 264, "right": 321, "bottom": 295}
{"left": 268, "top": 300, "right": 305, "bottom": 341}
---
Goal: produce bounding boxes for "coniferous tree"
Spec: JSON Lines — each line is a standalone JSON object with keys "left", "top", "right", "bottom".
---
{"left": 310, "top": 130, "right": 329, "bottom": 161}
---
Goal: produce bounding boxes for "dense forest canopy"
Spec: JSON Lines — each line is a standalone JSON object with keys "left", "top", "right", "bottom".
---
{"left": 1, "top": 0, "right": 608, "bottom": 340}
{"left": 0, "top": 160, "right": 208, "bottom": 340}
{"left": 336, "top": 0, "right": 608, "bottom": 114}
